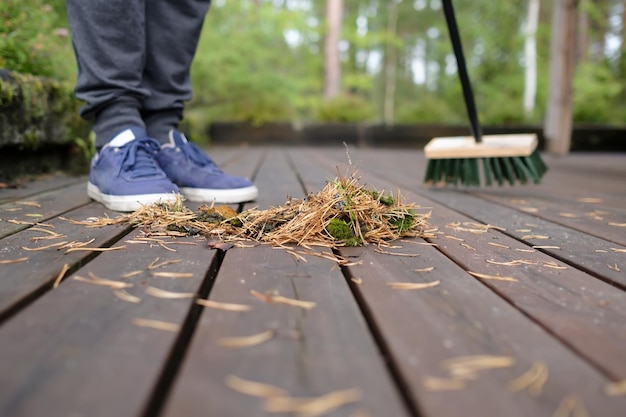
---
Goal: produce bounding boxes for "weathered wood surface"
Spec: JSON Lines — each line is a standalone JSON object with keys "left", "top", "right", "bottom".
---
{"left": 0, "top": 146, "right": 624, "bottom": 417}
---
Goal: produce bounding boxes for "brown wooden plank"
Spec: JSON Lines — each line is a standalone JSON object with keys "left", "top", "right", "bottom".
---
{"left": 0, "top": 203, "right": 129, "bottom": 321}
{"left": 422, "top": 189, "right": 626, "bottom": 287}
{"left": 164, "top": 148, "right": 410, "bottom": 416}
{"left": 0, "top": 228, "right": 217, "bottom": 417}
{"left": 308, "top": 148, "right": 626, "bottom": 379}
{"left": 0, "top": 182, "right": 91, "bottom": 239}
{"left": 342, "top": 244, "right": 626, "bottom": 417}
{"left": 163, "top": 245, "right": 411, "bottom": 417}
{"left": 243, "top": 147, "right": 304, "bottom": 209}
{"left": 286, "top": 148, "right": 626, "bottom": 416}
{"left": 0, "top": 173, "right": 85, "bottom": 204}
{"left": 471, "top": 189, "right": 626, "bottom": 247}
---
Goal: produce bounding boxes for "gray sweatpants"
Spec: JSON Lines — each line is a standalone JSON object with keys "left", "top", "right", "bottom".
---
{"left": 66, "top": 0, "right": 211, "bottom": 148}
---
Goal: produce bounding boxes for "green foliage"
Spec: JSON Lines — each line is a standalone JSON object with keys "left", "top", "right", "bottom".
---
{"left": 396, "top": 90, "right": 462, "bottom": 124}
{"left": 4, "top": 0, "right": 626, "bottom": 132}
{"left": 573, "top": 61, "right": 624, "bottom": 123}
{"left": 315, "top": 93, "right": 375, "bottom": 122}
{"left": 0, "top": 0, "right": 74, "bottom": 82}
{"left": 325, "top": 218, "right": 360, "bottom": 247}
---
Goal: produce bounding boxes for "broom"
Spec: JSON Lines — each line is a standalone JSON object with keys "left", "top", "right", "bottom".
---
{"left": 424, "top": 0, "right": 547, "bottom": 186}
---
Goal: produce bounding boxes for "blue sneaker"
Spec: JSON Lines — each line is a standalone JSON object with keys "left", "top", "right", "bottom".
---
{"left": 155, "top": 130, "right": 258, "bottom": 203}
{"left": 88, "top": 127, "right": 179, "bottom": 212}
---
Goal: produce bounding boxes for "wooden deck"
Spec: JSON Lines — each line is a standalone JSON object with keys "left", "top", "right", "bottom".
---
{"left": 0, "top": 147, "right": 625, "bottom": 417}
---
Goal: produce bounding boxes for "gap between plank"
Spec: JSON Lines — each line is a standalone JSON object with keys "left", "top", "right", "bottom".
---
{"left": 333, "top": 248, "right": 423, "bottom": 417}
{"left": 141, "top": 250, "right": 225, "bottom": 417}
{"left": 0, "top": 224, "right": 136, "bottom": 327}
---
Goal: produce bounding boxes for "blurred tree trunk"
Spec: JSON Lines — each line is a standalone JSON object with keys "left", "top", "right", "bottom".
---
{"left": 575, "top": 5, "right": 589, "bottom": 63}
{"left": 622, "top": 0, "right": 626, "bottom": 55}
{"left": 324, "top": 0, "right": 343, "bottom": 100}
{"left": 544, "top": 0, "right": 579, "bottom": 155}
{"left": 383, "top": 0, "right": 398, "bottom": 125}
{"left": 524, "top": 0, "right": 540, "bottom": 117}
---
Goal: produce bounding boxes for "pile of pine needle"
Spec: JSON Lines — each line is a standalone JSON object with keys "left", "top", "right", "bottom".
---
{"left": 79, "top": 173, "right": 431, "bottom": 248}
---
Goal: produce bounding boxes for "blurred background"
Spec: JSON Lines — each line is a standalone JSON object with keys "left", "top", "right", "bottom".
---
{"left": 2, "top": 0, "right": 626, "bottom": 141}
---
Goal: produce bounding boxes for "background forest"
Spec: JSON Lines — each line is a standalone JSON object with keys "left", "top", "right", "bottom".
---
{"left": 2, "top": 0, "right": 626, "bottom": 131}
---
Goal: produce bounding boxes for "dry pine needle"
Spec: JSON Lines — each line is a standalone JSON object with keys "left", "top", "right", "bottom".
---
{"left": 387, "top": 280, "right": 440, "bottom": 290}
{"left": 218, "top": 330, "right": 274, "bottom": 348}
{"left": 196, "top": 298, "right": 252, "bottom": 312}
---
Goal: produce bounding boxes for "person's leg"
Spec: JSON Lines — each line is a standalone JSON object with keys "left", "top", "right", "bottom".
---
{"left": 142, "top": 0, "right": 257, "bottom": 203}
{"left": 66, "top": 0, "right": 149, "bottom": 149}
{"left": 142, "top": 0, "right": 211, "bottom": 143}
{"left": 66, "top": 0, "right": 179, "bottom": 211}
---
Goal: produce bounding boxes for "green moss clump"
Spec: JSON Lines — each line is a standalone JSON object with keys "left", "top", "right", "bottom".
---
{"left": 326, "top": 218, "right": 361, "bottom": 246}
{"left": 389, "top": 210, "right": 415, "bottom": 232}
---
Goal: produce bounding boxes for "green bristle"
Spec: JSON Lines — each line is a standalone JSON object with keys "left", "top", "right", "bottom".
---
{"left": 482, "top": 158, "right": 493, "bottom": 186}
{"left": 424, "top": 148, "right": 547, "bottom": 187}
{"left": 530, "top": 150, "right": 548, "bottom": 177}
{"left": 425, "top": 159, "right": 436, "bottom": 183}
{"left": 467, "top": 158, "right": 479, "bottom": 186}
{"left": 522, "top": 155, "right": 541, "bottom": 183}
{"left": 491, "top": 158, "right": 504, "bottom": 186}
{"left": 501, "top": 158, "right": 516, "bottom": 185}
{"left": 512, "top": 157, "right": 529, "bottom": 184}
{"left": 447, "top": 159, "right": 460, "bottom": 185}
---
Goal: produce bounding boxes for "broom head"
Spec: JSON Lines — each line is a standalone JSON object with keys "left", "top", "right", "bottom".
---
{"left": 424, "top": 134, "right": 547, "bottom": 186}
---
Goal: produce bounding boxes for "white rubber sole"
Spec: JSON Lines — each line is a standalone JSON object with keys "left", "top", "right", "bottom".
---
{"left": 180, "top": 185, "right": 259, "bottom": 204}
{"left": 87, "top": 182, "right": 178, "bottom": 212}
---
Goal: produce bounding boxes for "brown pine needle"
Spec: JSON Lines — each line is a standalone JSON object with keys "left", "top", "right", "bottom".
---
{"left": 0, "top": 257, "right": 29, "bottom": 264}
{"left": 608, "top": 222, "right": 626, "bottom": 227}
{"left": 387, "top": 280, "right": 440, "bottom": 290}
{"left": 73, "top": 275, "right": 133, "bottom": 289}
{"left": 147, "top": 258, "right": 182, "bottom": 270}
{"left": 414, "top": 267, "right": 435, "bottom": 273}
{"left": 508, "top": 362, "right": 548, "bottom": 397}
{"left": 533, "top": 246, "right": 561, "bottom": 250}
{"left": 608, "top": 263, "right": 620, "bottom": 272}
{"left": 22, "top": 241, "right": 68, "bottom": 251}
{"left": 445, "top": 235, "right": 465, "bottom": 242}
{"left": 264, "top": 388, "right": 363, "bottom": 417}
{"left": 218, "top": 330, "right": 274, "bottom": 348}
{"left": 604, "top": 379, "right": 626, "bottom": 396}
{"left": 522, "top": 235, "right": 550, "bottom": 240}
{"left": 250, "top": 289, "right": 316, "bottom": 310}
{"left": 225, "top": 375, "right": 289, "bottom": 398}
{"left": 66, "top": 245, "right": 127, "bottom": 253}
{"left": 351, "top": 277, "right": 363, "bottom": 285}
{"left": 52, "top": 263, "right": 70, "bottom": 289}
{"left": 145, "top": 286, "right": 194, "bottom": 299}
{"left": 151, "top": 271, "right": 194, "bottom": 278}
{"left": 488, "top": 242, "right": 510, "bottom": 249}
{"left": 541, "top": 261, "right": 568, "bottom": 270}
{"left": 442, "top": 355, "right": 516, "bottom": 380}
{"left": 132, "top": 318, "right": 180, "bottom": 332}
{"left": 515, "top": 248, "right": 536, "bottom": 253}
{"left": 610, "top": 248, "right": 626, "bottom": 253}
{"left": 196, "top": 298, "right": 252, "bottom": 312}
{"left": 468, "top": 271, "right": 518, "bottom": 282}
{"left": 113, "top": 290, "right": 141, "bottom": 303}
{"left": 559, "top": 212, "right": 578, "bottom": 218}
{"left": 460, "top": 243, "right": 475, "bottom": 251}
{"left": 423, "top": 376, "right": 467, "bottom": 391}
{"left": 552, "top": 394, "right": 590, "bottom": 417}
{"left": 121, "top": 270, "right": 144, "bottom": 278}
{"left": 28, "top": 227, "right": 61, "bottom": 236}
{"left": 17, "top": 201, "right": 41, "bottom": 207}
{"left": 577, "top": 197, "right": 603, "bottom": 203}
{"left": 374, "top": 248, "right": 419, "bottom": 257}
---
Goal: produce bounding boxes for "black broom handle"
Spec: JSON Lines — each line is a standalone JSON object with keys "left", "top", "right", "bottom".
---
{"left": 442, "top": 0, "right": 483, "bottom": 143}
